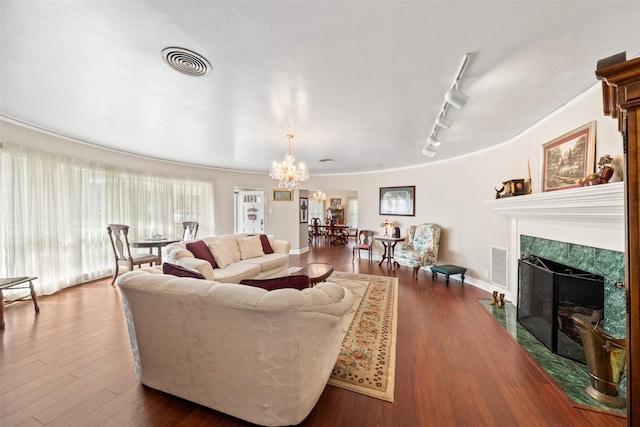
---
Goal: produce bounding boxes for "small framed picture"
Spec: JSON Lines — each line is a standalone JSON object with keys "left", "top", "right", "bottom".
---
{"left": 330, "top": 198, "right": 341, "bottom": 208}
{"left": 299, "top": 196, "right": 308, "bottom": 223}
{"left": 272, "top": 189, "right": 293, "bottom": 201}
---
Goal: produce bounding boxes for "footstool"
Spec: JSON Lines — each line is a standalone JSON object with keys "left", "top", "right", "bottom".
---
{"left": 431, "top": 264, "right": 466, "bottom": 287}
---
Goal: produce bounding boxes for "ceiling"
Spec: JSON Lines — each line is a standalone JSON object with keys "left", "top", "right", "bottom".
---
{"left": 1, "top": 1, "right": 639, "bottom": 175}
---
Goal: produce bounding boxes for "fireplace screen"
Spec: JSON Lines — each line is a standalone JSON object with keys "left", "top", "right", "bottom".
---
{"left": 517, "top": 256, "right": 604, "bottom": 364}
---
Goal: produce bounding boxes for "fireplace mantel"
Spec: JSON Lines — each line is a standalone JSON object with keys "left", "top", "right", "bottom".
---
{"left": 486, "top": 181, "right": 624, "bottom": 224}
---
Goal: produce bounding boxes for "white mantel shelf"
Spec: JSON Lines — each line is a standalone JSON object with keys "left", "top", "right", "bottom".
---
{"left": 486, "top": 181, "right": 624, "bottom": 224}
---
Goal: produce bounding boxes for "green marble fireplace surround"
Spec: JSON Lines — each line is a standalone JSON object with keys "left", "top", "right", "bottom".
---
{"left": 519, "top": 235, "right": 626, "bottom": 339}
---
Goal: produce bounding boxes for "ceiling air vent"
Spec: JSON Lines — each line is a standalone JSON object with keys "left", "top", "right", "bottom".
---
{"left": 161, "top": 47, "right": 211, "bottom": 77}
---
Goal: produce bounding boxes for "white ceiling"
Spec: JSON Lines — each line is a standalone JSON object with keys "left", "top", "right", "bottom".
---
{"left": 1, "top": 1, "right": 639, "bottom": 175}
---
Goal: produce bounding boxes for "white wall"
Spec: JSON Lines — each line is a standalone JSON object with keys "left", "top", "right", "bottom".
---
{"left": 0, "top": 83, "right": 623, "bottom": 291}
{"left": 305, "top": 84, "right": 623, "bottom": 293}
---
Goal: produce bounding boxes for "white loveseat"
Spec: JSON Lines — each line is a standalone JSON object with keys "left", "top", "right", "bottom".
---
{"left": 164, "top": 234, "right": 290, "bottom": 283}
{"left": 117, "top": 268, "right": 353, "bottom": 426}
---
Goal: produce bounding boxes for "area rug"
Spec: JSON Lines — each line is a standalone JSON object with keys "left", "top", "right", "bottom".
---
{"left": 326, "top": 271, "right": 398, "bottom": 403}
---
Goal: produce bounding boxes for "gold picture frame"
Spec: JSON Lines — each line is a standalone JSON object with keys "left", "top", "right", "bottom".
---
{"left": 542, "top": 121, "right": 596, "bottom": 192}
{"left": 272, "top": 189, "right": 293, "bottom": 201}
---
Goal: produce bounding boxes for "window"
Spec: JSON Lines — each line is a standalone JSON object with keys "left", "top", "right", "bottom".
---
{"left": 308, "top": 199, "right": 325, "bottom": 223}
{"left": 1, "top": 143, "right": 215, "bottom": 295}
{"left": 346, "top": 197, "right": 358, "bottom": 227}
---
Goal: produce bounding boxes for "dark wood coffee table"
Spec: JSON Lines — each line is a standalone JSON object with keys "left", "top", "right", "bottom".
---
{"left": 294, "top": 263, "right": 334, "bottom": 286}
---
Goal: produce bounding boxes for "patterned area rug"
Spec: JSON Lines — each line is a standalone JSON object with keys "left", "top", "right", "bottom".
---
{"left": 326, "top": 271, "right": 398, "bottom": 402}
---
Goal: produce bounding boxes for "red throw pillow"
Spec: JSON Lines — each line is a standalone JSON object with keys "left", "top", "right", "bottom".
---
{"left": 163, "top": 263, "right": 205, "bottom": 279}
{"left": 259, "top": 234, "right": 274, "bottom": 254}
{"left": 186, "top": 240, "right": 218, "bottom": 268}
{"left": 240, "top": 275, "right": 309, "bottom": 291}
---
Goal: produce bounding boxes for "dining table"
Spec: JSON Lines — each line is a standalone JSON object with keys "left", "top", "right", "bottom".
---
{"left": 309, "top": 224, "right": 349, "bottom": 245}
{"left": 130, "top": 238, "right": 181, "bottom": 264}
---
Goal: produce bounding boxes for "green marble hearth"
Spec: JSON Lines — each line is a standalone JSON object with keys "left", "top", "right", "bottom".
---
{"left": 479, "top": 299, "right": 626, "bottom": 414}
{"left": 520, "top": 235, "right": 626, "bottom": 338}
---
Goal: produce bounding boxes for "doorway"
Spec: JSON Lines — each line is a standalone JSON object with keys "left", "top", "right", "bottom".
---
{"left": 234, "top": 189, "right": 265, "bottom": 234}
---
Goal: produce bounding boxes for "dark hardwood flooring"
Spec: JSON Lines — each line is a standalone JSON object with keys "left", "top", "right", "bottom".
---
{"left": 1, "top": 242, "right": 627, "bottom": 426}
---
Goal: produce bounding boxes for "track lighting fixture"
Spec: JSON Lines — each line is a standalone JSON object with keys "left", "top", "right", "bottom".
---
{"left": 427, "top": 135, "right": 441, "bottom": 147}
{"left": 435, "top": 115, "right": 452, "bottom": 130}
{"left": 421, "top": 53, "right": 472, "bottom": 158}
{"left": 444, "top": 87, "right": 469, "bottom": 109}
{"left": 422, "top": 144, "right": 437, "bottom": 157}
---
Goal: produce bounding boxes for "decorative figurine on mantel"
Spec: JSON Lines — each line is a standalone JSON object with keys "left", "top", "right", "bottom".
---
{"left": 579, "top": 154, "right": 615, "bottom": 186}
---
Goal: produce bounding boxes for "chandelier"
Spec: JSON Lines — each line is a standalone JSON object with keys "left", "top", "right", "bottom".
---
{"left": 269, "top": 134, "right": 309, "bottom": 189}
{"left": 312, "top": 191, "right": 326, "bottom": 200}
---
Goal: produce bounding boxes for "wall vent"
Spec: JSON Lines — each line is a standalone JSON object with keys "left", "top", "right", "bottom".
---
{"left": 491, "top": 246, "right": 508, "bottom": 288}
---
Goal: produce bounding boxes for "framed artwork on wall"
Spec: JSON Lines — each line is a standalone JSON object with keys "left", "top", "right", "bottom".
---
{"left": 330, "top": 198, "right": 341, "bottom": 208}
{"left": 379, "top": 186, "right": 416, "bottom": 216}
{"left": 272, "top": 189, "right": 293, "bottom": 201}
{"left": 299, "top": 196, "right": 308, "bottom": 223}
{"left": 542, "top": 121, "right": 596, "bottom": 192}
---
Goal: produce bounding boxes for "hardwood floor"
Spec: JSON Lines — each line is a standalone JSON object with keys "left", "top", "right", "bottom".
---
{"left": 1, "top": 242, "right": 626, "bottom": 426}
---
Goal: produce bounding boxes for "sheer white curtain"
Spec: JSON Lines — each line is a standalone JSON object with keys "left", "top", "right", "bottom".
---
{"left": 1, "top": 143, "right": 215, "bottom": 296}
{"left": 308, "top": 199, "right": 325, "bottom": 222}
{"left": 346, "top": 197, "right": 358, "bottom": 227}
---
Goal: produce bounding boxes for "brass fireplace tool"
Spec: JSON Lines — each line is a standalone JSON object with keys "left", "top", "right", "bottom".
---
{"left": 490, "top": 291, "right": 505, "bottom": 308}
{"left": 490, "top": 291, "right": 499, "bottom": 305}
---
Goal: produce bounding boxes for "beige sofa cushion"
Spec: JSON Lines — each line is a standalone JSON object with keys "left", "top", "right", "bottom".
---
{"left": 241, "top": 253, "right": 289, "bottom": 272}
{"left": 209, "top": 236, "right": 239, "bottom": 268}
{"left": 212, "top": 262, "right": 262, "bottom": 283}
{"left": 238, "top": 235, "right": 265, "bottom": 260}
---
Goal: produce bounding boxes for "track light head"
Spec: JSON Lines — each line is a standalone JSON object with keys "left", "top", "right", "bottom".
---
{"left": 445, "top": 87, "right": 469, "bottom": 109}
{"left": 427, "top": 136, "right": 441, "bottom": 147}
{"left": 422, "top": 144, "right": 437, "bottom": 157}
{"left": 435, "top": 115, "right": 452, "bottom": 130}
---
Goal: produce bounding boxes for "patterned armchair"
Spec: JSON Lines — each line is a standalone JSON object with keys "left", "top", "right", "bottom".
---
{"left": 393, "top": 223, "right": 441, "bottom": 279}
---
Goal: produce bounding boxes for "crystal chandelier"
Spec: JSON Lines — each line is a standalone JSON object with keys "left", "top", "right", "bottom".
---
{"left": 269, "top": 134, "right": 309, "bottom": 189}
{"left": 312, "top": 191, "right": 326, "bottom": 200}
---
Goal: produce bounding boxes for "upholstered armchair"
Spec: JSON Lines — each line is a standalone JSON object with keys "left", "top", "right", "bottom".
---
{"left": 393, "top": 223, "right": 441, "bottom": 279}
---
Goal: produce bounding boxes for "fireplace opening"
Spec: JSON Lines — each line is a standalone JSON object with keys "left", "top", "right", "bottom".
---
{"left": 517, "top": 255, "right": 605, "bottom": 364}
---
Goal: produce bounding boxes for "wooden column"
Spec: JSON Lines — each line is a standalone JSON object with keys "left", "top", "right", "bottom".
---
{"left": 596, "top": 55, "right": 640, "bottom": 425}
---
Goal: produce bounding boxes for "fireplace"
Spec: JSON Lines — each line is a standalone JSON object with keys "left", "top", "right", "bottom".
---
{"left": 517, "top": 255, "right": 605, "bottom": 364}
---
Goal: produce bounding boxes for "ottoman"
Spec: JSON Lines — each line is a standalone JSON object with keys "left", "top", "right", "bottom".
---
{"left": 431, "top": 264, "right": 466, "bottom": 287}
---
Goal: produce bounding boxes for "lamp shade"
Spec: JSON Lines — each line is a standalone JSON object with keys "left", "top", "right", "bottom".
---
{"left": 436, "top": 116, "right": 452, "bottom": 129}
{"left": 445, "top": 87, "right": 469, "bottom": 109}
{"left": 422, "top": 145, "right": 436, "bottom": 157}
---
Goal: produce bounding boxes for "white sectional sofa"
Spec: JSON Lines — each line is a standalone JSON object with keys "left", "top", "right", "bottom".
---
{"left": 164, "top": 233, "right": 290, "bottom": 283}
{"left": 117, "top": 268, "right": 353, "bottom": 426}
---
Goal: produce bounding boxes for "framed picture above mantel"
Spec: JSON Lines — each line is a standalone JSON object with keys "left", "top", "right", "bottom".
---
{"left": 379, "top": 186, "right": 416, "bottom": 216}
{"left": 542, "top": 122, "right": 596, "bottom": 192}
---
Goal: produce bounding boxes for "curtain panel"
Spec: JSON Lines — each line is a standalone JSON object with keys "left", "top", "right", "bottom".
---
{"left": 0, "top": 143, "right": 215, "bottom": 296}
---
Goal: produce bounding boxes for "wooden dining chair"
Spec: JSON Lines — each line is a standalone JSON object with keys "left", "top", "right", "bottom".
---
{"left": 310, "top": 218, "right": 324, "bottom": 244}
{"left": 182, "top": 221, "right": 199, "bottom": 240}
{"left": 328, "top": 220, "right": 348, "bottom": 245}
{"left": 353, "top": 230, "right": 375, "bottom": 262}
{"left": 107, "top": 224, "right": 158, "bottom": 286}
